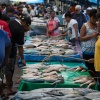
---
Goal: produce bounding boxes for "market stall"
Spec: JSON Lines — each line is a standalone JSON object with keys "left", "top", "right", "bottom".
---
{"left": 30, "top": 18, "right": 47, "bottom": 36}
{"left": 18, "top": 35, "right": 97, "bottom": 92}
{"left": 20, "top": 36, "right": 82, "bottom": 62}
{"left": 14, "top": 88, "right": 100, "bottom": 100}
{"left": 18, "top": 61, "right": 97, "bottom": 91}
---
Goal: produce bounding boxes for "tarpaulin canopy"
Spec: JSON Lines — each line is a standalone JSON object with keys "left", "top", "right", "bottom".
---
{"left": 89, "top": 0, "right": 97, "bottom": 3}
{"left": 10, "top": 0, "right": 44, "bottom": 3}
{"left": 89, "top": 0, "right": 100, "bottom": 4}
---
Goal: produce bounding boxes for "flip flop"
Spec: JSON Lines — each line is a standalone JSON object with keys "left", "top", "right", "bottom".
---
{"left": 1, "top": 94, "right": 9, "bottom": 100}
{"left": 2, "top": 83, "right": 7, "bottom": 87}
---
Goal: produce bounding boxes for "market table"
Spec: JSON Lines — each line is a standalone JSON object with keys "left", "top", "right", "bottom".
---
{"left": 21, "top": 54, "right": 81, "bottom": 62}
{"left": 18, "top": 61, "right": 98, "bottom": 91}
{"left": 30, "top": 19, "right": 47, "bottom": 36}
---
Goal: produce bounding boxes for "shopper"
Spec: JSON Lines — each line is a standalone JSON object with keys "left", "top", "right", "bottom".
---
{"left": 72, "top": 5, "right": 87, "bottom": 32}
{"left": 30, "top": 5, "right": 36, "bottom": 18}
{"left": 84, "top": 7, "right": 92, "bottom": 22}
{"left": 0, "top": 12, "right": 11, "bottom": 38}
{"left": 15, "top": 5, "right": 26, "bottom": 19}
{"left": 0, "top": 29, "right": 11, "bottom": 97}
{"left": 80, "top": 9, "right": 97, "bottom": 77}
{"left": 6, "top": 6, "right": 16, "bottom": 20}
{"left": 4, "top": 16, "right": 31, "bottom": 95}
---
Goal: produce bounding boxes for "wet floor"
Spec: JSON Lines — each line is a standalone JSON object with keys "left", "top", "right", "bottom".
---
{"left": 3, "top": 58, "right": 22, "bottom": 100}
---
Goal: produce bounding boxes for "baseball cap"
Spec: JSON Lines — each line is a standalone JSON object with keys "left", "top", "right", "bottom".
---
{"left": 21, "top": 16, "right": 31, "bottom": 26}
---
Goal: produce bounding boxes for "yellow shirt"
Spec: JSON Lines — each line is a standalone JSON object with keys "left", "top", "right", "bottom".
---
{"left": 94, "top": 36, "right": 100, "bottom": 72}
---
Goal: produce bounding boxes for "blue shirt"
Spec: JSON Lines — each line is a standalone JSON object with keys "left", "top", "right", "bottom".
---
{"left": 0, "top": 29, "right": 11, "bottom": 65}
{"left": 85, "top": 14, "right": 90, "bottom": 21}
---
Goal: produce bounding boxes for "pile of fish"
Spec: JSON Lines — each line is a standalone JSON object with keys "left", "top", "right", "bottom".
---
{"left": 13, "top": 88, "right": 99, "bottom": 100}
{"left": 21, "top": 64, "right": 68, "bottom": 84}
{"left": 24, "top": 36, "right": 77, "bottom": 56}
{"left": 73, "top": 75, "right": 96, "bottom": 88}
{"left": 21, "top": 63, "right": 96, "bottom": 88}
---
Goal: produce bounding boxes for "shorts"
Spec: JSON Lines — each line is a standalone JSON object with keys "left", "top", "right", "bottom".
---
{"left": 0, "top": 69, "right": 4, "bottom": 91}
{"left": 4, "top": 58, "right": 16, "bottom": 76}
{"left": 4, "top": 47, "right": 17, "bottom": 76}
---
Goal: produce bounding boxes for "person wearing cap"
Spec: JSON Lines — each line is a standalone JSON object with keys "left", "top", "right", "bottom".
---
{"left": 84, "top": 7, "right": 92, "bottom": 21}
{"left": 4, "top": 16, "right": 31, "bottom": 95}
{"left": 72, "top": 5, "right": 87, "bottom": 32}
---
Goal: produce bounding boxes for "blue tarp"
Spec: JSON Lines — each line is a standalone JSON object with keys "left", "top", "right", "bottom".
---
{"left": 89, "top": 0, "right": 97, "bottom": 3}
{"left": 27, "top": 0, "right": 44, "bottom": 3}
{"left": 18, "top": 54, "right": 82, "bottom": 67}
{"left": 24, "top": 54, "right": 81, "bottom": 62}
{"left": 89, "top": 0, "right": 100, "bottom": 4}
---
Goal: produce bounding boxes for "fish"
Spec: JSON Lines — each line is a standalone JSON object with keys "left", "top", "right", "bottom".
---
{"left": 40, "top": 97, "right": 54, "bottom": 100}
{"left": 41, "top": 75, "right": 64, "bottom": 83}
{"left": 23, "top": 68, "right": 39, "bottom": 74}
{"left": 21, "top": 74, "right": 41, "bottom": 79}
{"left": 14, "top": 88, "right": 98, "bottom": 100}
{"left": 73, "top": 76, "right": 96, "bottom": 88}
{"left": 16, "top": 92, "right": 44, "bottom": 99}
{"left": 42, "top": 65, "right": 68, "bottom": 73}
{"left": 56, "top": 94, "right": 81, "bottom": 99}
{"left": 65, "top": 49, "right": 77, "bottom": 55}
{"left": 73, "top": 66, "right": 87, "bottom": 72}
{"left": 23, "top": 64, "right": 46, "bottom": 70}
{"left": 73, "top": 76, "right": 93, "bottom": 83}
{"left": 87, "top": 81, "right": 96, "bottom": 88}
{"left": 42, "top": 71, "right": 58, "bottom": 77}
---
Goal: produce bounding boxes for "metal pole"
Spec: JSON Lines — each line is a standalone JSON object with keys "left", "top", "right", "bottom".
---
{"left": 97, "top": 0, "right": 100, "bottom": 9}
{"left": 47, "top": 0, "right": 49, "bottom": 3}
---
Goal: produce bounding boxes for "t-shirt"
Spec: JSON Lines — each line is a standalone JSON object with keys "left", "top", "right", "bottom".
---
{"left": 0, "top": 20, "right": 12, "bottom": 38}
{"left": 8, "top": 19, "right": 24, "bottom": 46}
{"left": 0, "top": 29, "right": 11, "bottom": 65}
{"left": 65, "top": 19, "right": 79, "bottom": 40}
{"left": 94, "top": 36, "right": 100, "bottom": 71}
{"left": 72, "top": 13, "right": 87, "bottom": 30}
{"left": 30, "top": 9, "right": 36, "bottom": 17}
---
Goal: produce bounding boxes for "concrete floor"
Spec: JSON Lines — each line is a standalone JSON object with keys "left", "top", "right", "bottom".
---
{"left": 3, "top": 58, "right": 22, "bottom": 100}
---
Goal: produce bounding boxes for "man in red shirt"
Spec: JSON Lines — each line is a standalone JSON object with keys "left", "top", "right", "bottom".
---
{"left": 0, "top": 12, "right": 11, "bottom": 38}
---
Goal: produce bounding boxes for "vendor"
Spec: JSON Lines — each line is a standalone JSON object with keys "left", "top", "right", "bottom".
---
{"left": 46, "top": 11, "right": 60, "bottom": 37}
{"left": 61, "top": 11, "right": 79, "bottom": 46}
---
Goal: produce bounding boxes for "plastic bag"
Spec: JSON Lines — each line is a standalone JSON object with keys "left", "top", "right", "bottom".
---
{"left": 75, "top": 41, "right": 82, "bottom": 58}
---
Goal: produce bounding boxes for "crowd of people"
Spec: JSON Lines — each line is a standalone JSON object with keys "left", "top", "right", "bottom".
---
{"left": 0, "top": 2, "right": 100, "bottom": 99}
